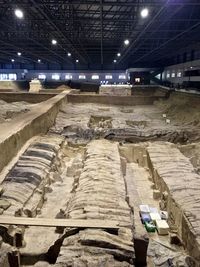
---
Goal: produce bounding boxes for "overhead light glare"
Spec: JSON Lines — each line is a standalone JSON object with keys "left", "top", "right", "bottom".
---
{"left": 38, "top": 59, "right": 41, "bottom": 63}
{"left": 124, "top": 39, "right": 130, "bottom": 46}
{"left": 68, "top": 52, "right": 71, "bottom": 57}
{"left": 52, "top": 74, "right": 60, "bottom": 80}
{"left": 17, "top": 52, "right": 21, "bottom": 56}
{"left": 113, "top": 59, "right": 117, "bottom": 63}
{"left": 117, "top": 53, "right": 121, "bottom": 57}
{"left": 15, "top": 9, "right": 24, "bottom": 19}
{"left": 52, "top": 39, "right": 57, "bottom": 45}
{"left": 11, "top": 59, "right": 15, "bottom": 62}
{"left": 76, "top": 59, "right": 79, "bottom": 63}
{"left": 92, "top": 75, "right": 99, "bottom": 80}
{"left": 141, "top": 8, "right": 149, "bottom": 18}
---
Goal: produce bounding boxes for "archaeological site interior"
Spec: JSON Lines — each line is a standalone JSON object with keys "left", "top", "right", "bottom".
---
{"left": 0, "top": 1, "right": 200, "bottom": 266}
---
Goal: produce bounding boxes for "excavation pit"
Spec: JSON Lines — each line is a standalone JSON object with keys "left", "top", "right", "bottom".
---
{"left": 0, "top": 89, "right": 199, "bottom": 266}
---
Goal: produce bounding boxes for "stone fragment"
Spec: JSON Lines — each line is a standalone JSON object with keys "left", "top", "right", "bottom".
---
{"left": 153, "top": 189, "right": 161, "bottom": 200}
{"left": 162, "top": 191, "right": 168, "bottom": 201}
{"left": 0, "top": 187, "right": 4, "bottom": 196}
{"left": 151, "top": 183, "right": 156, "bottom": 189}
{"left": 0, "top": 199, "right": 11, "bottom": 210}
{"left": 159, "top": 200, "right": 166, "bottom": 210}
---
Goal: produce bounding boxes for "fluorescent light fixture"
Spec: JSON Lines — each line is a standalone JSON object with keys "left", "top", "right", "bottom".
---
{"left": 17, "top": 52, "right": 21, "bottom": 56}
{"left": 38, "top": 74, "right": 46, "bottom": 80}
{"left": 113, "top": 59, "right": 117, "bottom": 63}
{"left": 105, "top": 75, "right": 112, "bottom": 79}
{"left": 38, "top": 59, "right": 41, "bottom": 63}
{"left": 15, "top": 9, "right": 24, "bottom": 19}
{"left": 65, "top": 74, "right": 72, "bottom": 80}
{"left": 11, "top": 59, "right": 15, "bottom": 62}
{"left": 76, "top": 59, "right": 79, "bottom": 63}
{"left": 92, "top": 75, "right": 99, "bottom": 80}
{"left": 51, "top": 39, "right": 57, "bottom": 45}
{"left": 119, "top": 74, "right": 126, "bottom": 79}
{"left": 79, "top": 75, "right": 86, "bottom": 80}
{"left": 141, "top": 8, "right": 149, "bottom": 18}
{"left": 117, "top": 53, "right": 121, "bottom": 57}
{"left": 171, "top": 73, "right": 175, "bottom": 78}
{"left": 52, "top": 74, "right": 60, "bottom": 80}
{"left": 68, "top": 53, "right": 71, "bottom": 57}
{"left": 124, "top": 39, "right": 130, "bottom": 46}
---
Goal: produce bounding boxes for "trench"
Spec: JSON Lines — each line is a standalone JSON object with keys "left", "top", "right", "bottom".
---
{"left": 0, "top": 97, "right": 200, "bottom": 267}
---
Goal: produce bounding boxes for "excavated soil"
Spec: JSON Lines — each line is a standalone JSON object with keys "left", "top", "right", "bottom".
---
{"left": 0, "top": 100, "right": 33, "bottom": 123}
{"left": 50, "top": 102, "right": 200, "bottom": 144}
{"left": 155, "top": 94, "right": 200, "bottom": 126}
{"left": 0, "top": 94, "right": 200, "bottom": 267}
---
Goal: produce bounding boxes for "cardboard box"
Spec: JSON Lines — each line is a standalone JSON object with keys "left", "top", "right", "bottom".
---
{"left": 156, "top": 220, "right": 169, "bottom": 235}
{"left": 150, "top": 212, "right": 161, "bottom": 222}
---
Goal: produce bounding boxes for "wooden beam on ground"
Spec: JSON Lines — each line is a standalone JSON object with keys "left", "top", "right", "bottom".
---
{"left": 0, "top": 217, "right": 121, "bottom": 230}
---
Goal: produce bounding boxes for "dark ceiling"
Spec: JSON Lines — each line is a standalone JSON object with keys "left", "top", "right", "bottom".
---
{"left": 0, "top": 0, "right": 200, "bottom": 70}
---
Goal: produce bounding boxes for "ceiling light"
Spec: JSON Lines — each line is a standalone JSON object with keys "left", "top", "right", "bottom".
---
{"left": 68, "top": 53, "right": 71, "bottom": 57}
{"left": 51, "top": 39, "right": 57, "bottom": 45}
{"left": 117, "top": 53, "right": 121, "bottom": 57}
{"left": 17, "top": 52, "right": 21, "bottom": 56}
{"left": 124, "top": 39, "right": 130, "bottom": 46}
{"left": 76, "top": 59, "right": 79, "bottom": 63}
{"left": 141, "top": 8, "right": 149, "bottom": 18}
{"left": 113, "top": 59, "right": 117, "bottom": 63}
{"left": 15, "top": 9, "right": 24, "bottom": 19}
{"left": 11, "top": 59, "right": 15, "bottom": 62}
{"left": 38, "top": 59, "right": 41, "bottom": 63}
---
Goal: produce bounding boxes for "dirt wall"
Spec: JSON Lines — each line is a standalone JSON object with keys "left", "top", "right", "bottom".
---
{"left": 0, "top": 92, "right": 58, "bottom": 103}
{"left": 67, "top": 94, "right": 165, "bottom": 105}
{"left": 0, "top": 92, "right": 68, "bottom": 174}
{"left": 155, "top": 91, "right": 200, "bottom": 126}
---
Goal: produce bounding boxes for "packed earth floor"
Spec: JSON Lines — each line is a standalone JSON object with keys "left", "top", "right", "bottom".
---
{"left": 0, "top": 95, "right": 200, "bottom": 267}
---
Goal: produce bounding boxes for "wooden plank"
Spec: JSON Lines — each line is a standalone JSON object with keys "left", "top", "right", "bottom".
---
{"left": 0, "top": 217, "right": 120, "bottom": 230}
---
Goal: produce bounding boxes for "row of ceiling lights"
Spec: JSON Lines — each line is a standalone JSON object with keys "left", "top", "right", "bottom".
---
{"left": 11, "top": 9, "right": 80, "bottom": 64}
{"left": 13, "top": 7, "right": 149, "bottom": 65}
{"left": 113, "top": 8, "right": 149, "bottom": 63}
